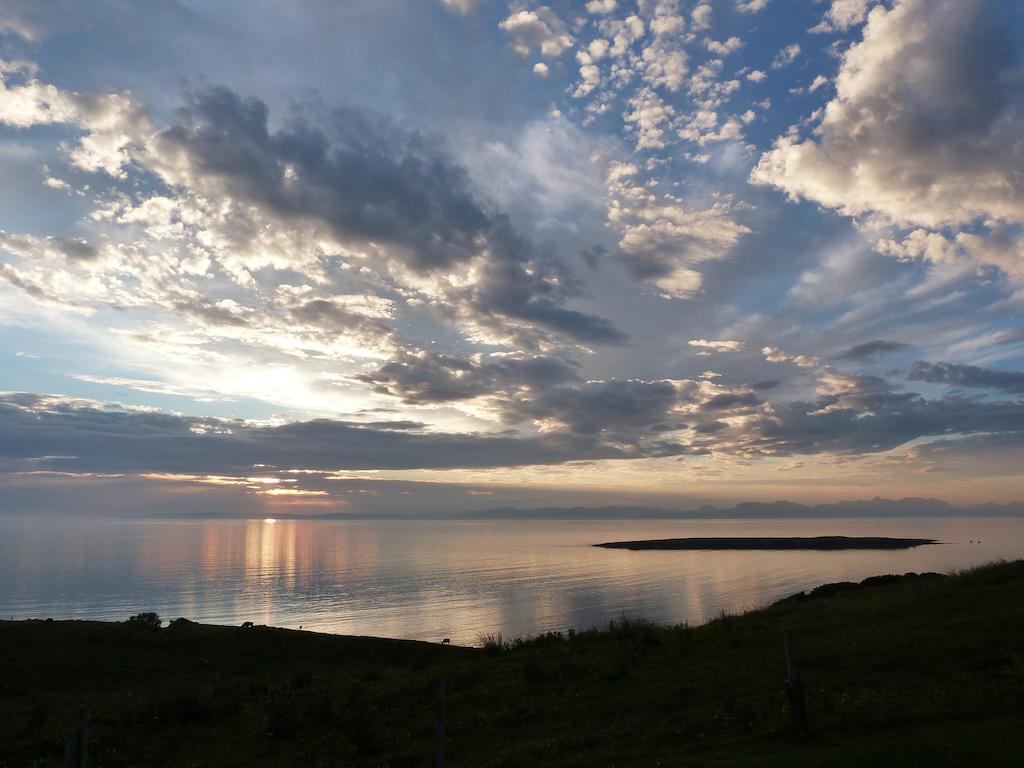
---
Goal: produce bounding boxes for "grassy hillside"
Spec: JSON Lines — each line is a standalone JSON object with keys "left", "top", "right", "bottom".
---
{"left": 3, "top": 561, "right": 1024, "bottom": 767}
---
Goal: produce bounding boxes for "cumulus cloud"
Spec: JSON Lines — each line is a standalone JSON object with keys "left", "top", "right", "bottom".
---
{"left": 736, "top": 0, "right": 769, "bottom": 13}
{"left": 808, "top": 74, "right": 828, "bottom": 93}
{"left": 691, "top": 3, "right": 712, "bottom": 31}
{"left": 573, "top": 49, "right": 603, "bottom": 97}
{"left": 751, "top": 0, "right": 1024, "bottom": 277}
{"left": 149, "top": 88, "right": 492, "bottom": 273}
{"left": 608, "top": 170, "right": 749, "bottom": 298}
{"left": 500, "top": 6, "right": 574, "bottom": 58}
{"left": 875, "top": 227, "right": 1024, "bottom": 280}
{"left": 623, "top": 88, "right": 675, "bottom": 150}
{"left": 689, "top": 339, "right": 746, "bottom": 353}
{"left": 706, "top": 37, "right": 742, "bottom": 56}
{"left": 771, "top": 43, "right": 800, "bottom": 69}
{"left": 0, "top": 59, "right": 149, "bottom": 176}
{"left": 762, "top": 346, "right": 819, "bottom": 368}
{"left": 599, "top": 13, "right": 645, "bottom": 58}
{"left": 586, "top": 0, "right": 618, "bottom": 13}
{"left": 810, "top": 0, "right": 874, "bottom": 33}
{"left": 638, "top": 1, "right": 689, "bottom": 92}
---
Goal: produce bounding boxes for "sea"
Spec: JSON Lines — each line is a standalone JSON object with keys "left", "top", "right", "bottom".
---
{"left": 1, "top": 516, "right": 1021, "bottom": 646}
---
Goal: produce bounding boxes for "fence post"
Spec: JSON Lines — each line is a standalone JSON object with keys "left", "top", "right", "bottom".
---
{"left": 435, "top": 675, "right": 446, "bottom": 768}
{"left": 783, "top": 630, "right": 810, "bottom": 738}
{"left": 63, "top": 707, "right": 89, "bottom": 768}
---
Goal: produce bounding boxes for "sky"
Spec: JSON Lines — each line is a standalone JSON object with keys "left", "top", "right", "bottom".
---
{"left": 0, "top": 0, "right": 1022, "bottom": 517}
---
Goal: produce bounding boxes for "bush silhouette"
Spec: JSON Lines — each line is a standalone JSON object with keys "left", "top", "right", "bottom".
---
{"left": 127, "top": 612, "right": 161, "bottom": 629}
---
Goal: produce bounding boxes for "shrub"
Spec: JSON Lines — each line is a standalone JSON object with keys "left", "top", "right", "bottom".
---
{"left": 127, "top": 612, "right": 161, "bottom": 629}
{"left": 477, "top": 632, "right": 507, "bottom": 654}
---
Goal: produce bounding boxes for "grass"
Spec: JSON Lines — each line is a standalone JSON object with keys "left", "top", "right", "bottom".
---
{"left": 2, "top": 561, "right": 1024, "bottom": 766}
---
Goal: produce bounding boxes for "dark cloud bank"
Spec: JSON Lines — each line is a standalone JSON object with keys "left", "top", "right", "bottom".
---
{"left": 2, "top": 367, "right": 1022, "bottom": 477}
{"left": 908, "top": 361, "right": 1024, "bottom": 395}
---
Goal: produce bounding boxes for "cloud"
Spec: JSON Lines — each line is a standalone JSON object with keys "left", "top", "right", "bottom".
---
{"left": 689, "top": 339, "right": 746, "bottom": 353}
{"left": 0, "top": 71, "right": 624, "bottom": 351}
{"left": 762, "top": 347, "right": 819, "bottom": 368}
{"left": 743, "top": 387, "right": 1024, "bottom": 457}
{"left": 153, "top": 90, "right": 623, "bottom": 346}
{"left": 875, "top": 227, "right": 1024, "bottom": 280}
{"left": 751, "top": 0, "right": 1024, "bottom": 277}
{"left": 500, "top": 7, "right": 574, "bottom": 59}
{"left": 623, "top": 88, "right": 675, "bottom": 150}
{"left": 638, "top": 1, "right": 689, "bottom": 92}
{"left": 586, "top": 0, "right": 618, "bottom": 13}
{"left": 702, "top": 391, "right": 760, "bottom": 409}
{"left": 150, "top": 87, "right": 492, "bottom": 273}
{"left": 6, "top": 366, "right": 1024, "bottom": 481}
{"left": 496, "top": 378, "right": 694, "bottom": 441}
{"left": 706, "top": 37, "right": 742, "bottom": 56}
{"left": 736, "top": 0, "right": 769, "bottom": 14}
{"left": 0, "top": 393, "right": 622, "bottom": 473}
{"left": 810, "top": 0, "right": 874, "bottom": 33}
{"left": 0, "top": 16, "right": 40, "bottom": 40}
{"left": 996, "top": 330, "right": 1024, "bottom": 346}
{"left": 440, "top": 0, "right": 480, "bottom": 13}
{"left": 355, "top": 350, "right": 581, "bottom": 404}
{"left": 691, "top": 3, "right": 712, "bottom": 31}
{"left": 0, "top": 0, "right": 81, "bottom": 41}
{"left": 573, "top": 49, "right": 603, "bottom": 97}
{"left": 907, "top": 361, "right": 1024, "bottom": 395}
{"left": 598, "top": 13, "right": 645, "bottom": 58}
{"left": 835, "top": 340, "right": 912, "bottom": 361}
{"left": 0, "top": 230, "right": 98, "bottom": 263}
{"left": 69, "top": 375, "right": 236, "bottom": 401}
{"left": 608, "top": 171, "right": 749, "bottom": 298}
{"left": 0, "top": 59, "right": 149, "bottom": 176}
{"left": 771, "top": 43, "right": 800, "bottom": 69}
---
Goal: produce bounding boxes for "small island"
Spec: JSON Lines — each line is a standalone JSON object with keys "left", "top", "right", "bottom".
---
{"left": 594, "top": 536, "right": 938, "bottom": 551}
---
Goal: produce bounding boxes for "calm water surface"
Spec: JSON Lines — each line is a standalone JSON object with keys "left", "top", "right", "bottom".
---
{"left": 1, "top": 516, "right": 1021, "bottom": 645}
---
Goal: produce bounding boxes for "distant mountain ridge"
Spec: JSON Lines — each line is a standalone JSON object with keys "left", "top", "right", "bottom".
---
{"left": 449, "top": 497, "right": 1024, "bottom": 520}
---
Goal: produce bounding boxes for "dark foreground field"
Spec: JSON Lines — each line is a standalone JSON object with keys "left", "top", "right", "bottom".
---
{"left": 3, "top": 561, "right": 1024, "bottom": 767}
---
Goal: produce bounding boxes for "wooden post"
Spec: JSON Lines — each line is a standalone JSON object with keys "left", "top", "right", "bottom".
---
{"left": 63, "top": 707, "right": 89, "bottom": 768}
{"left": 783, "top": 630, "right": 810, "bottom": 738}
{"left": 435, "top": 675, "right": 446, "bottom": 768}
